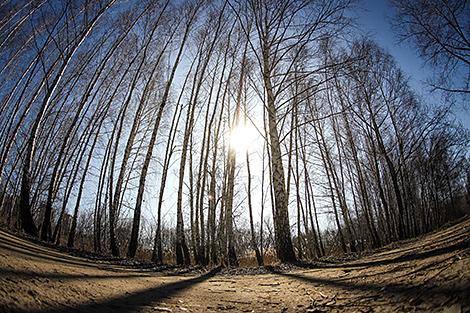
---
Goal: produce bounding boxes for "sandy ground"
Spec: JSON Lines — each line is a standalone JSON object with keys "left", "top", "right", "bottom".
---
{"left": 0, "top": 218, "right": 469, "bottom": 313}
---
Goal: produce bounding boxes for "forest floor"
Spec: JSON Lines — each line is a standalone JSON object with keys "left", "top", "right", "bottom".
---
{"left": 0, "top": 218, "right": 469, "bottom": 313}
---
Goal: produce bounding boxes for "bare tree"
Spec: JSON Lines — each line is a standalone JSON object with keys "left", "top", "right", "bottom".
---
{"left": 390, "top": 0, "right": 470, "bottom": 94}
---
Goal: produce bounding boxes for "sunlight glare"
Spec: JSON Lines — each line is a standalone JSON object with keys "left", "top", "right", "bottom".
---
{"left": 229, "top": 122, "right": 258, "bottom": 153}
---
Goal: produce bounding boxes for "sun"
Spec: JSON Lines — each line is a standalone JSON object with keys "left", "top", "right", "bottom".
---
{"left": 229, "top": 122, "right": 258, "bottom": 153}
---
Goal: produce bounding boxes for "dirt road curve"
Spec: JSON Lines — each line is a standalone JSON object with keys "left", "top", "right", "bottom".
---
{"left": 0, "top": 219, "right": 469, "bottom": 313}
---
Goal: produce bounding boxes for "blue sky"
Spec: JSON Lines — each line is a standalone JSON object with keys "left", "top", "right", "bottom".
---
{"left": 357, "top": 0, "right": 430, "bottom": 87}
{"left": 356, "top": 0, "right": 469, "bottom": 128}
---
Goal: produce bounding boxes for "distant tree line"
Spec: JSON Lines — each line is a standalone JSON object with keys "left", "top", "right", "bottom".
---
{"left": 0, "top": 0, "right": 468, "bottom": 266}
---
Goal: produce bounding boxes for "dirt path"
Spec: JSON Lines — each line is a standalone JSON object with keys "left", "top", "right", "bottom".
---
{"left": 0, "top": 219, "right": 469, "bottom": 313}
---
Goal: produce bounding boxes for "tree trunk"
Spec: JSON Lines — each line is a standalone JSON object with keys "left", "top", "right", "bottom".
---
{"left": 261, "top": 47, "right": 296, "bottom": 263}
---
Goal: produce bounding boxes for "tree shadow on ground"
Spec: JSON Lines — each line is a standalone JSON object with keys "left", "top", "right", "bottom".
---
{"left": 0, "top": 268, "right": 152, "bottom": 281}
{"left": 266, "top": 237, "right": 470, "bottom": 308}
{"left": 0, "top": 232, "right": 177, "bottom": 273}
{"left": 294, "top": 239, "right": 469, "bottom": 269}
{"left": 372, "top": 230, "right": 468, "bottom": 259}
{"left": 270, "top": 269, "right": 469, "bottom": 309}
{"left": 0, "top": 235, "right": 118, "bottom": 270}
{"left": 22, "top": 267, "right": 221, "bottom": 313}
